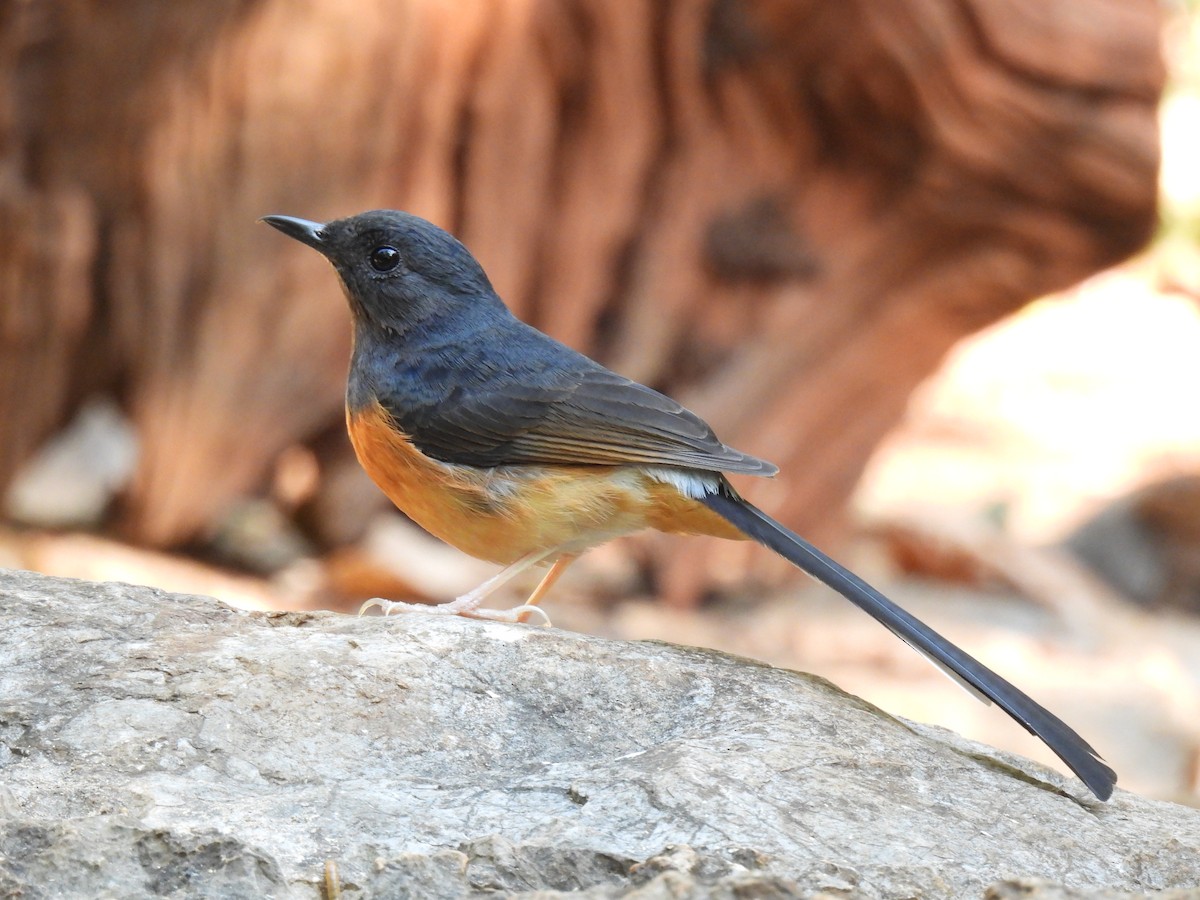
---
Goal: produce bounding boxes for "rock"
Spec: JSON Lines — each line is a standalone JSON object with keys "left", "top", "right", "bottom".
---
{"left": 985, "top": 878, "right": 1200, "bottom": 900}
{"left": 0, "top": 569, "right": 1198, "bottom": 899}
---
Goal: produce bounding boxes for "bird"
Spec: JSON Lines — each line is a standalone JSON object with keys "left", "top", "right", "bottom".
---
{"left": 261, "top": 208, "right": 1116, "bottom": 801}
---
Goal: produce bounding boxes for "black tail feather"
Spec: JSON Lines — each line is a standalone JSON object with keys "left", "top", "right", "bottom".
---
{"left": 701, "top": 486, "right": 1116, "bottom": 801}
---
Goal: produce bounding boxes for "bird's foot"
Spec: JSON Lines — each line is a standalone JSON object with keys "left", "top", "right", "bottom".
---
{"left": 358, "top": 597, "right": 435, "bottom": 617}
{"left": 460, "top": 603, "right": 551, "bottom": 626}
{"left": 357, "top": 595, "right": 551, "bottom": 626}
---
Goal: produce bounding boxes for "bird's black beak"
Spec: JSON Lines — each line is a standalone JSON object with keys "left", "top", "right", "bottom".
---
{"left": 260, "top": 215, "right": 326, "bottom": 251}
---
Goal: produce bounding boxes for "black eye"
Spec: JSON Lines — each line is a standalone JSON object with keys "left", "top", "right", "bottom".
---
{"left": 369, "top": 245, "right": 400, "bottom": 272}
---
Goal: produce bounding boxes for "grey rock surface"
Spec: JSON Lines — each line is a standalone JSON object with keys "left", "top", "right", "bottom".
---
{"left": 1, "top": 568, "right": 1198, "bottom": 899}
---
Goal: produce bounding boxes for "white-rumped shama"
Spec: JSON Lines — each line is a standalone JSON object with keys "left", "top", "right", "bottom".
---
{"left": 262, "top": 209, "right": 1115, "bottom": 801}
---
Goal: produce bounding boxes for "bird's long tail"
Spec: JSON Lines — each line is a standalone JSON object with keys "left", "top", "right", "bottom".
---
{"left": 700, "top": 484, "right": 1116, "bottom": 801}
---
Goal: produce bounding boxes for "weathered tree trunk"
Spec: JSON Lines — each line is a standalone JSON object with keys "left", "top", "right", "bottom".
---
{"left": 0, "top": 0, "right": 1163, "bottom": 602}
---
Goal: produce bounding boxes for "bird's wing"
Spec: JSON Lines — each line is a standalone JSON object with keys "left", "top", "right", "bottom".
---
{"left": 380, "top": 345, "right": 777, "bottom": 476}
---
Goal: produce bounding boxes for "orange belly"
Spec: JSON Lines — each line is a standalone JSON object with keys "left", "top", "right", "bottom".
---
{"left": 347, "top": 400, "right": 744, "bottom": 565}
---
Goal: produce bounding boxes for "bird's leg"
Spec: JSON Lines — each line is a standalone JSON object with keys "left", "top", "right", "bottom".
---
{"left": 515, "top": 553, "right": 578, "bottom": 623}
{"left": 359, "top": 549, "right": 557, "bottom": 624}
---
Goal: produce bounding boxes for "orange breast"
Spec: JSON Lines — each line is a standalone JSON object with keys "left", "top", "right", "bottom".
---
{"left": 346, "top": 400, "right": 745, "bottom": 564}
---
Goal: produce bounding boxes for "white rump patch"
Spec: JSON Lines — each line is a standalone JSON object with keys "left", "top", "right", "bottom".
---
{"left": 643, "top": 467, "right": 721, "bottom": 499}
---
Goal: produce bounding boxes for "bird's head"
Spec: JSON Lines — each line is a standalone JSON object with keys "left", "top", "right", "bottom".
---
{"left": 261, "top": 209, "right": 498, "bottom": 332}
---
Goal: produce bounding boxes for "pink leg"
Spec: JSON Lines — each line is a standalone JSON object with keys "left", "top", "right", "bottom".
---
{"left": 359, "top": 549, "right": 558, "bottom": 624}
{"left": 515, "top": 554, "right": 578, "bottom": 623}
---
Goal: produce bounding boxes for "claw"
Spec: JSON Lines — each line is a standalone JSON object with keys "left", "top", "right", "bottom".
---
{"left": 359, "top": 597, "right": 434, "bottom": 617}
{"left": 358, "top": 597, "right": 391, "bottom": 616}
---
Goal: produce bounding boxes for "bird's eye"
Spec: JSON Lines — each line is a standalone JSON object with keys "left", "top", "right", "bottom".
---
{"left": 369, "top": 245, "right": 401, "bottom": 272}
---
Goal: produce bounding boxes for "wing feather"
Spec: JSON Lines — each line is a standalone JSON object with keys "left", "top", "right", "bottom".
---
{"left": 377, "top": 330, "right": 776, "bottom": 476}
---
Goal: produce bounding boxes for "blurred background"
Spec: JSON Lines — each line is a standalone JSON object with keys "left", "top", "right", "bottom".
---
{"left": 1, "top": 0, "right": 1196, "bottom": 802}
